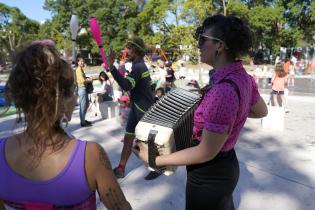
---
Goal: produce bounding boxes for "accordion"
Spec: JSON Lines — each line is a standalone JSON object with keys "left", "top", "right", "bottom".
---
{"left": 135, "top": 88, "right": 201, "bottom": 175}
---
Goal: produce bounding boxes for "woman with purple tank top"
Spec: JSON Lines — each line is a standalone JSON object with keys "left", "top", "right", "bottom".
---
{"left": 0, "top": 41, "right": 131, "bottom": 210}
{"left": 134, "top": 15, "right": 268, "bottom": 210}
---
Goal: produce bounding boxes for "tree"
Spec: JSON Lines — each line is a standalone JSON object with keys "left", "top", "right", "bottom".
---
{"left": 181, "top": 0, "right": 214, "bottom": 26}
{"left": 279, "top": 0, "right": 315, "bottom": 43}
{"left": 40, "top": 0, "right": 313, "bottom": 64}
{"left": 0, "top": 3, "right": 39, "bottom": 62}
{"left": 137, "top": 0, "right": 172, "bottom": 36}
{"left": 44, "top": 0, "right": 140, "bottom": 58}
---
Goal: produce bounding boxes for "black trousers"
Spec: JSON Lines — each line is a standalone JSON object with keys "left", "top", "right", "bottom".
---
{"left": 186, "top": 149, "right": 239, "bottom": 210}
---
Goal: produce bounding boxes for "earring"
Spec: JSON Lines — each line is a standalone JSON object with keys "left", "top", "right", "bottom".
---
{"left": 60, "top": 113, "right": 69, "bottom": 129}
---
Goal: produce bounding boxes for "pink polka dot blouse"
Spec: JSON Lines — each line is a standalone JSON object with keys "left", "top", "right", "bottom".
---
{"left": 193, "top": 61, "right": 261, "bottom": 152}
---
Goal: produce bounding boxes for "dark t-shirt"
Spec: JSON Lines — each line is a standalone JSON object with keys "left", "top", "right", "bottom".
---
{"left": 166, "top": 69, "right": 175, "bottom": 83}
{"left": 110, "top": 58, "right": 155, "bottom": 111}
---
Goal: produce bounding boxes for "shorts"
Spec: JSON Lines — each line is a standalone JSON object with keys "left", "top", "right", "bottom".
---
{"left": 272, "top": 90, "right": 284, "bottom": 95}
{"left": 125, "top": 103, "right": 145, "bottom": 135}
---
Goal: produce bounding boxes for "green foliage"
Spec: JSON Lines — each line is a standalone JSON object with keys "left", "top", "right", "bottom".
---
{"left": 279, "top": 0, "right": 315, "bottom": 42}
{"left": 187, "top": 47, "right": 200, "bottom": 64}
{"left": 181, "top": 0, "right": 214, "bottom": 26}
{"left": 227, "top": 1, "right": 250, "bottom": 22}
{"left": 0, "top": 0, "right": 314, "bottom": 67}
{"left": 44, "top": 0, "right": 140, "bottom": 58}
{"left": 0, "top": 3, "right": 40, "bottom": 62}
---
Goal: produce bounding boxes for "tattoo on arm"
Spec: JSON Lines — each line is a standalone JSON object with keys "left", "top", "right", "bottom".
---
{"left": 99, "top": 147, "right": 112, "bottom": 170}
{"left": 0, "top": 200, "right": 5, "bottom": 210}
{"left": 105, "top": 188, "right": 126, "bottom": 210}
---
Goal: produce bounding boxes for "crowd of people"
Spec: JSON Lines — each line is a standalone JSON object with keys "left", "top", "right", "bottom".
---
{"left": 0, "top": 14, "right": 268, "bottom": 210}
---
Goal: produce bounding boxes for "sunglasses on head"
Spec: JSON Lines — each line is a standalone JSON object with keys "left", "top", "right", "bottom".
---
{"left": 197, "top": 34, "right": 229, "bottom": 49}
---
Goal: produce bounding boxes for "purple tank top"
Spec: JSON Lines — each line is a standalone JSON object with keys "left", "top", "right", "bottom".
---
{"left": 0, "top": 138, "right": 95, "bottom": 208}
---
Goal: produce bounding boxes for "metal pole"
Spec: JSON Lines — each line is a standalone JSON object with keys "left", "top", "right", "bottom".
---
{"left": 70, "top": 15, "right": 79, "bottom": 64}
{"left": 71, "top": 41, "right": 76, "bottom": 63}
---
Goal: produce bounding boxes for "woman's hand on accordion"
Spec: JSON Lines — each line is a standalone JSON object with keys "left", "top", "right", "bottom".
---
{"left": 133, "top": 140, "right": 149, "bottom": 164}
{"left": 134, "top": 130, "right": 231, "bottom": 167}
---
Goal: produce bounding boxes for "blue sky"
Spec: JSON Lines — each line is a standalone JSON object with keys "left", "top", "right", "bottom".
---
{"left": 0, "top": 0, "right": 52, "bottom": 22}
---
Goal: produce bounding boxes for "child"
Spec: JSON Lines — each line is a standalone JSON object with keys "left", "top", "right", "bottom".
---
{"left": 271, "top": 62, "right": 289, "bottom": 111}
{"left": 118, "top": 95, "right": 131, "bottom": 128}
{"left": 155, "top": 87, "right": 165, "bottom": 102}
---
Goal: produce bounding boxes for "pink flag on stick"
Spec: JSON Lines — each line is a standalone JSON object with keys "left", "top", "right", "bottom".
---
{"left": 89, "top": 17, "right": 108, "bottom": 70}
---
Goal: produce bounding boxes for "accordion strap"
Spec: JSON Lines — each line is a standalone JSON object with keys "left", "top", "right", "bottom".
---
{"left": 148, "top": 130, "right": 158, "bottom": 169}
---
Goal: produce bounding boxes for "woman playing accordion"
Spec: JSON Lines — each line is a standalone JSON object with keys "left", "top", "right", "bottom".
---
{"left": 134, "top": 14, "right": 268, "bottom": 210}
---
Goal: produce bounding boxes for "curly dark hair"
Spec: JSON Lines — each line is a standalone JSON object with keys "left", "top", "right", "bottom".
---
{"left": 4, "top": 43, "right": 75, "bottom": 158}
{"left": 195, "top": 14, "right": 252, "bottom": 59}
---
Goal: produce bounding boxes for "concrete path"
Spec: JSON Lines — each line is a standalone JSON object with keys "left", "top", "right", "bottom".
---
{"left": 1, "top": 93, "right": 315, "bottom": 210}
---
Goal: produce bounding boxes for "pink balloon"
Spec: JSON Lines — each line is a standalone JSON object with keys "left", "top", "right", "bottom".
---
{"left": 90, "top": 17, "right": 108, "bottom": 69}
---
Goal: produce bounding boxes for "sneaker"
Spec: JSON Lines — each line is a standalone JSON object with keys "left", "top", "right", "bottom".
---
{"left": 85, "top": 120, "right": 92, "bottom": 125}
{"left": 113, "top": 167, "right": 125, "bottom": 178}
{"left": 144, "top": 171, "right": 162, "bottom": 180}
{"left": 80, "top": 122, "right": 92, "bottom": 127}
{"left": 285, "top": 108, "right": 290, "bottom": 113}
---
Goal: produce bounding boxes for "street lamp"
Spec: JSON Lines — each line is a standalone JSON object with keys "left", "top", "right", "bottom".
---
{"left": 70, "top": 15, "right": 79, "bottom": 64}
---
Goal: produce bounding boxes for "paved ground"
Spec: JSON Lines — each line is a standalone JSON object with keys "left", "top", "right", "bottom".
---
{"left": 1, "top": 91, "right": 315, "bottom": 210}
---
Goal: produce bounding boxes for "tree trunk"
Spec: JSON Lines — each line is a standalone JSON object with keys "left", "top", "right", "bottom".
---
{"left": 222, "top": 0, "right": 227, "bottom": 16}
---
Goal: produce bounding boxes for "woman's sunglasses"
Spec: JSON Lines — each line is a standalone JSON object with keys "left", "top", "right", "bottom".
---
{"left": 197, "top": 34, "right": 229, "bottom": 49}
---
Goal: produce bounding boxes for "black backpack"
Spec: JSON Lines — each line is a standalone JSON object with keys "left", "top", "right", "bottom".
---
{"left": 86, "top": 82, "right": 94, "bottom": 94}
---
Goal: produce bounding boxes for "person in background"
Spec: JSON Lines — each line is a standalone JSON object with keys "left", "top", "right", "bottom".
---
{"left": 155, "top": 87, "right": 165, "bottom": 101}
{"left": 283, "top": 58, "right": 290, "bottom": 74}
{"left": 164, "top": 61, "right": 176, "bottom": 93}
{"left": 304, "top": 60, "right": 313, "bottom": 75}
{"left": 118, "top": 95, "right": 131, "bottom": 128}
{"left": 156, "top": 58, "right": 167, "bottom": 88}
{"left": 105, "top": 36, "right": 158, "bottom": 180}
{"left": 178, "top": 60, "right": 187, "bottom": 87}
{"left": 271, "top": 62, "right": 289, "bottom": 112}
{"left": 134, "top": 14, "right": 268, "bottom": 210}
{"left": 76, "top": 57, "right": 93, "bottom": 127}
{"left": 91, "top": 71, "right": 114, "bottom": 117}
{"left": 288, "top": 61, "right": 295, "bottom": 87}
{"left": 275, "top": 55, "right": 281, "bottom": 66}
{"left": 253, "top": 66, "right": 262, "bottom": 84}
{"left": 97, "top": 71, "right": 114, "bottom": 102}
{"left": 0, "top": 42, "right": 131, "bottom": 210}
